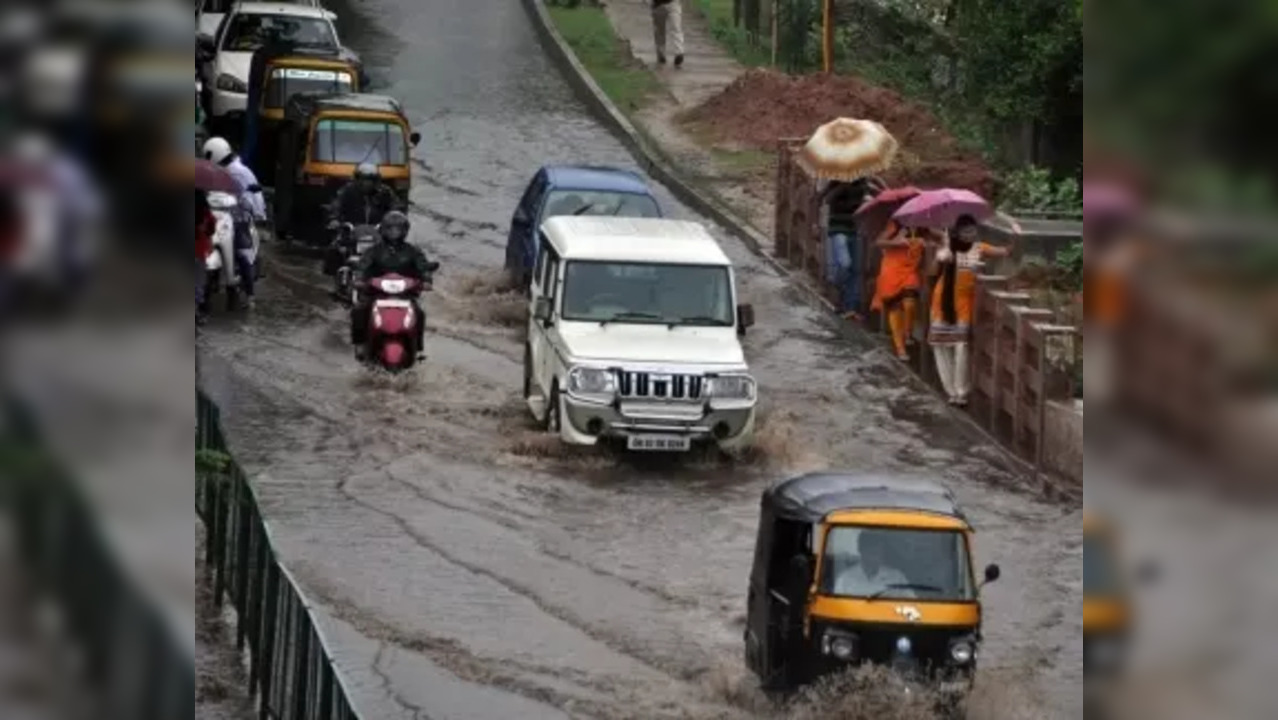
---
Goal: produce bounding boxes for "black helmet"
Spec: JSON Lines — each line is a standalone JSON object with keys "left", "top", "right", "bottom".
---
{"left": 379, "top": 210, "right": 410, "bottom": 243}
{"left": 355, "top": 162, "right": 380, "bottom": 181}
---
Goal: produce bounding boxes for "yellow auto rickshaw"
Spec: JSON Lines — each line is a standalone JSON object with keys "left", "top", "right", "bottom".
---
{"left": 241, "top": 44, "right": 362, "bottom": 186}
{"left": 1084, "top": 511, "right": 1132, "bottom": 678}
{"left": 272, "top": 93, "right": 420, "bottom": 248}
{"left": 745, "top": 473, "right": 1000, "bottom": 709}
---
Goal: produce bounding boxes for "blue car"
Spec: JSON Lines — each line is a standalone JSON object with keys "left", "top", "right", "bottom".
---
{"left": 505, "top": 165, "right": 663, "bottom": 290}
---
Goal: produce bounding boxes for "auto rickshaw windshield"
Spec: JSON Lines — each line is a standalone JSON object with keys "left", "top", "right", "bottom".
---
{"left": 1084, "top": 535, "right": 1120, "bottom": 598}
{"left": 265, "top": 67, "right": 353, "bottom": 108}
{"left": 819, "top": 525, "right": 975, "bottom": 601}
{"left": 311, "top": 118, "right": 408, "bottom": 166}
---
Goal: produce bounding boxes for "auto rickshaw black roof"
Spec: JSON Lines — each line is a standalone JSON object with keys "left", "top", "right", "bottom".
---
{"left": 284, "top": 92, "right": 406, "bottom": 122}
{"left": 763, "top": 472, "right": 968, "bottom": 524}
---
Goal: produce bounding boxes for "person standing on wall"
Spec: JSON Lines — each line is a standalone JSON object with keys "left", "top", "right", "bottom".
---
{"left": 652, "top": 0, "right": 685, "bottom": 68}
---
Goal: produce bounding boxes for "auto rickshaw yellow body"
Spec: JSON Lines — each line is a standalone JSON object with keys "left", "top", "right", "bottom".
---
{"left": 745, "top": 473, "right": 1000, "bottom": 708}
{"left": 272, "top": 93, "right": 420, "bottom": 246}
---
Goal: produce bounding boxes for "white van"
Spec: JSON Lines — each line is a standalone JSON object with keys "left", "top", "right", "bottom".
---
{"left": 523, "top": 216, "right": 758, "bottom": 452}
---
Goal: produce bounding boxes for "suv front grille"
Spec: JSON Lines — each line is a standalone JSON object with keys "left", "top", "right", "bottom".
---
{"left": 617, "top": 371, "right": 704, "bottom": 400}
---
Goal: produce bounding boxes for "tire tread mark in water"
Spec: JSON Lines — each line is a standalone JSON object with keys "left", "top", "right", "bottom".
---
{"left": 412, "top": 158, "right": 482, "bottom": 197}
{"left": 301, "top": 574, "right": 664, "bottom": 719}
{"left": 371, "top": 642, "right": 431, "bottom": 720}
{"left": 337, "top": 469, "right": 714, "bottom": 685}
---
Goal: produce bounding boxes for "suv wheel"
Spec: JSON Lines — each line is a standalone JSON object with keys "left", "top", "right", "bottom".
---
{"left": 544, "top": 381, "right": 561, "bottom": 433}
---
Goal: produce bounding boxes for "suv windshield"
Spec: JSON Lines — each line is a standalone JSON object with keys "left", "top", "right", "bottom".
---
{"left": 222, "top": 14, "right": 336, "bottom": 52}
{"left": 311, "top": 119, "right": 407, "bottom": 165}
{"left": 561, "top": 261, "right": 733, "bottom": 325}
{"left": 542, "top": 189, "right": 660, "bottom": 219}
{"left": 820, "top": 526, "right": 974, "bottom": 601}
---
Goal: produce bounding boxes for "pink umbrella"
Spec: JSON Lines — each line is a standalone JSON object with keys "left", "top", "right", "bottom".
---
{"left": 892, "top": 188, "right": 991, "bottom": 229}
{"left": 1083, "top": 182, "right": 1135, "bottom": 222}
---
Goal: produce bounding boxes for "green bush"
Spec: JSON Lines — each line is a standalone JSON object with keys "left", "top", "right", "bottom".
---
{"left": 999, "top": 165, "right": 1082, "bottom": 213}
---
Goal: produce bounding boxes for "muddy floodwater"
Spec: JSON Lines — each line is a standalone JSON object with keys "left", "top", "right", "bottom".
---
{"left": 195, "top": 0, "right": 1081, "bottom": 717}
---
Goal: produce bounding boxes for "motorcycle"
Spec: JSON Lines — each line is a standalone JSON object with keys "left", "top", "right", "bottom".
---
{"left": 326, "top": 222, "right": 378, "bottom": 305}
{"left": 203, "top": 191, "right": 260, "bottom": 311}
{"left": 357, "top": 272, "right": 432, "bottom": 372}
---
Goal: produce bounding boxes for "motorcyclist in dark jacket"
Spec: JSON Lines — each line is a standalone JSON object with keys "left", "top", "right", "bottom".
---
{"left": 350, "top": 210, "right": 439, "bottom": 359}
{"left": 328, "top": 162, "right": 404, "bottom": 228}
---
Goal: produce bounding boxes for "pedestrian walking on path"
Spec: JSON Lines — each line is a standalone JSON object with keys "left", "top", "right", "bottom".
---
{"left": 652, "top": 0, "right": 685, "bottom": 68}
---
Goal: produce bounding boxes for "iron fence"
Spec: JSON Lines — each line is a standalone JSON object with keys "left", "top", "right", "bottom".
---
{"left": 197, "top": 389, "right": 364, "bottom": 720}
{"left": 0, "top": 396, "right": 193, "bottom": 720}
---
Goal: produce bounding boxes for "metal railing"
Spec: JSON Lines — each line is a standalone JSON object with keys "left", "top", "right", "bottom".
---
{"left": 197, "top": 389, "right": 364, "bottom": 720}
{"left": 0, "top": 396, "right": 193, "bottom": 720}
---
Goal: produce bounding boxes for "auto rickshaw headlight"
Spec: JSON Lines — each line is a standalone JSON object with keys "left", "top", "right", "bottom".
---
{"left": 949, "top": 639, "right": 975, "bottom": 665}
{"left": 821, "top": 630, "right": 857, "bottom": 661}
{"left": 895, "top": 636, "right": 912, "bottom": 655}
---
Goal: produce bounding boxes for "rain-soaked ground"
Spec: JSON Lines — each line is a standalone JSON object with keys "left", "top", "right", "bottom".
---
{"left": 195, "top": 1, "right": 1081, "bottom": 717}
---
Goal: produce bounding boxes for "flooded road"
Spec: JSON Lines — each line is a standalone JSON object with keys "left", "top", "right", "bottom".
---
{"left": 195, "top": 0, "right": 1081, "bottom": 717}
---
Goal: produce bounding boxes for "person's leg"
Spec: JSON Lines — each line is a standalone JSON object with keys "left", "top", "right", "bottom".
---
{"left": 886, "top": 302, "right": 907, "bottom": 359}
{"left": 933, "top": 344, "right": 957, "bottom": 401}
{"left": 953, "top": 341, "right": 971, "bottom": 404}
{"left": 670, "top": 1, "right": 686, "bottom": 65}
{"left": 652, "top": 6, "right": 668, "bottom": 63}
{"left": 350, "top": 300, "right": 369, "bottom": 356}
{"left": 901, "top": 294, "right": 918, "bottom": 347}
{"left": 234, "top": 249, "right": 255, "bottom": 300}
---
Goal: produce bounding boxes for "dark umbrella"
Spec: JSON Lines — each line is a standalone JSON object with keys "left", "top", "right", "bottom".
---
{"left": 854, "top": 185, "right": 920, "bottom": 243}
{"left": 193, "top": 158, "right": 239, "bottom": 194}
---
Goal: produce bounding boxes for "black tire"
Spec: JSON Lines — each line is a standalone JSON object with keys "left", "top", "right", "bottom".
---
{"left": 544, "top": 381, "right": 562, "bottom": 433}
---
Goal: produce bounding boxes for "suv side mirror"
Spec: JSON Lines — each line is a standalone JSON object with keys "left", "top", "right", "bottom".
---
{"left": 982, "top": 563, "right": 1001, "bottom": 586}
{"left": 409, "top": 131, "right": 422, "bottom": 148}
{"left": 737, "top": 303, "right": 755, "bottom": 333}
{"left": 532, "top": 296, "right": 552, "bottom": 323}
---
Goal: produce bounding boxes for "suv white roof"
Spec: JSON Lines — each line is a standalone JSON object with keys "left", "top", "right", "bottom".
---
{"left": 229, "top": 2, "right": 331, "bottom": 18}
{"left": 541, "top": 217, "right": 731, "bottom": 266}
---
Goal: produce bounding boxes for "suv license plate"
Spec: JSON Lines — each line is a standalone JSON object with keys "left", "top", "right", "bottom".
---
{"left": 627, "top": 434, "right": 691, "bottom": 452}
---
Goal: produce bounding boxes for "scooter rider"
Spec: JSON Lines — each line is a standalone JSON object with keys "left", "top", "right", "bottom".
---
{"left": 328, "top": 162, "right": 403, "bottom": 229}
{"left": 203, "top": 136, "right": 264, "bottom": 305}
{"left": 350, "top": 211, "right": 439, "bottom": 360}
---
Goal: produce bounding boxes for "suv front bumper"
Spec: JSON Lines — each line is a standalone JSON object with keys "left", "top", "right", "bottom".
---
{"left": 561, "top": 395, "right": 756, "bottom": 450}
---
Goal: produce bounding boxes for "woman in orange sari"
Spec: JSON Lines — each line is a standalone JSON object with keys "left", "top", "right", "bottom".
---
{"left": 871, "top": 220, "right": 927, "bottom": 359}
{"left": 929, "top": 215, "right": 1012, "bottom": 406}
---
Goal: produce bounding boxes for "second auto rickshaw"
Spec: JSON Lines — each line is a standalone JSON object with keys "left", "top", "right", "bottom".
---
{"left": 241, "top": 43, "right": 362, "bottom": 186}
{"left": 745, "top": 472, "right": 1000, "bottom": 712}
{"left": 272, "top": 92, "right": 420, "bottom": 247}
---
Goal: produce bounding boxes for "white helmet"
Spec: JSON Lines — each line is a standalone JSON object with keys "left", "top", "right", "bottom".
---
{"left": 203, "top": 137, "right": 233, "bottom": 165}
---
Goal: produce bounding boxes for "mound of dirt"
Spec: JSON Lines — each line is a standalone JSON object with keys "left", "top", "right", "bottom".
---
{"left": 681, "top": 69, "right": 995, "bottom": 197}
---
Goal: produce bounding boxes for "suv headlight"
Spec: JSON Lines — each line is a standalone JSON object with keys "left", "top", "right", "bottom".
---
{"left": 567, "top": 367, "right": 616, "bottom": 396}
{"left": 707, "top": 375, "right": 756, "bottom": 401}
{"left": 216, "top": 73, "right": 247, "bottom": 93}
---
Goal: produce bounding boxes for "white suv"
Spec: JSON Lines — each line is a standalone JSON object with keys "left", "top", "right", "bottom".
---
{"left": 197, "top": 2, "right": 349, "bottom": 122}
{"left": 523, "top": 216, "right": 758, "bottom": 453}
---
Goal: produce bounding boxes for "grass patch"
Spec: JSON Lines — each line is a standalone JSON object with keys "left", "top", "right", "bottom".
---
{"left": 548, "top": 5, "right": 661, "bottom": 112}
{"left": 691, "top": 0, "right": 773, "bottom": 67}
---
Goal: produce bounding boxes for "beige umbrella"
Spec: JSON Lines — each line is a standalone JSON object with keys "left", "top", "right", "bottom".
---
{"left": 796, "top": 117, "right": 899, "bottom": 182}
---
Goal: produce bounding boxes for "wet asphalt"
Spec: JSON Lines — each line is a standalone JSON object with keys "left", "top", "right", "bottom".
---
{"left": 195, "top": 1, "right": 1082, "bottom": 717}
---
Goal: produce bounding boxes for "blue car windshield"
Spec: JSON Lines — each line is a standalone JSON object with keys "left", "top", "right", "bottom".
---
{"left": 542, "top": 189, "right": 660, "bottom": 219}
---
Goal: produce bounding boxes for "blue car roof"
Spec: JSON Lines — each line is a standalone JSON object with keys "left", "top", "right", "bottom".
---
{"left": 544, "top": 165, "right": 652, "bottom": 195}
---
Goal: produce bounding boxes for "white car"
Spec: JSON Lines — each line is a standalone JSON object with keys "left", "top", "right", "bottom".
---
{"left": 198, "top": 2, "right": 351, "bottom": 121}
{"left": 197, "top": 0, "right": 336, "bottom": 39}
{"left": 523, "top": 216, "right": 759, "bottom": 453}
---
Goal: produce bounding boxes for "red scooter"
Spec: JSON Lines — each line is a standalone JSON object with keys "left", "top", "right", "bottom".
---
{"left": 358, "top": 272, "right": 431, "bottom": 372}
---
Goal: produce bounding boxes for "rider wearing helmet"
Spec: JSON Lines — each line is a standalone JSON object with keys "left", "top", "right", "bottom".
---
{"left": 328, "top": 162, "right": 404, "bottom": 229}
{"left": 350, "top": 210, "right": 440, "bottom": 359}
{"left": 203, "top": 136, "right": 264, "bottom": 306}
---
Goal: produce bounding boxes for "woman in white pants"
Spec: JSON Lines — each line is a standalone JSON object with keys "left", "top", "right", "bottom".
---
{"left": 928, "top": 216, "right": 1013, "bottom": 406}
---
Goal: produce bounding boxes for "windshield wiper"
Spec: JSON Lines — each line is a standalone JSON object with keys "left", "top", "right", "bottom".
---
{"left": 572, "top": 204, "right": 597, "bottom": 216}
{"left": 667, "top": 315, "right": 730, "bottom": 328}
{"left": 866, "top": 583, "right": 945, "bottom": 601}
{"left": 600, "top": 311, "right": 661, "bottom": 326}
